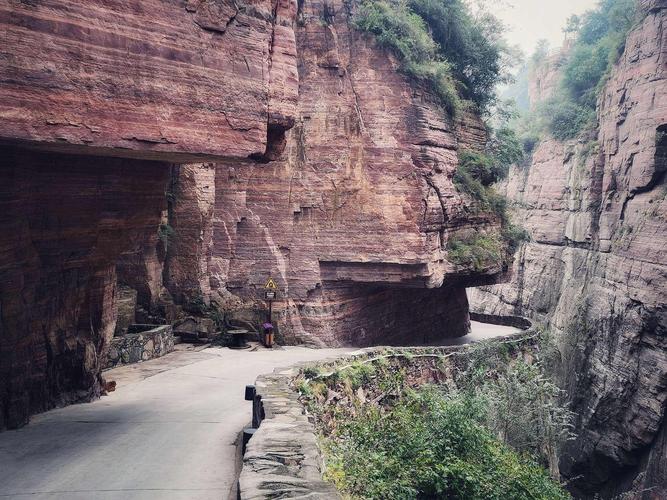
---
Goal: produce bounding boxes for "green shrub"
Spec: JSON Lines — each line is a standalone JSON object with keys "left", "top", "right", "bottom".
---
{"left": 447, "top": 234, "right": 503, "bottom": 271}
{"left": 521, "top": 133, "right": 540, "bottom": 153}
{"left": 354, "top": 0, "right": 461, "bottom": 114}
{"left": 296, "top": 380, "right": 312, "bottom": 396}
{"left": 338, "top": 361, "right": 377, "bottom": 390}
{"left": 353, "top": 0, "right": 510, "bottom": 114}
{"left": 303, "top": 366, "right": 321, "bottom": 379}
{"left": 354, "top": 1, "right": 438, "bottom": 63}
{"left": 157, "top": 223, "right": 175, "bottom": 250}
{"left": 453, "top": 158, "right": 489, "bottom": 205}
{"left": 407, "top": 0, "right": 510, "bottom": 111}
{"left": 457, "top": 150, "right": 497, "bottom": 186}
{"left": 548, "top": 0, "right": 636, "bottom": 139}
{"left": 489, "top": 127, "right": 524, "bottom": 170}
{"left": 542, "top": 97, "right": 596, "bottom": 141}
{"left": 457, "top": 340, "right": 574, "bottom": 476}
{"left": 324, "top": 387, "right": 570, "bottom": 499}
{"left": 562, "top": 0, "right": 636, "bottom": 104}
{"left": 505, "top": 0, "right": 637, "bottom": 145}
{"left": 453, "top": 134, "right": 528, "bottom": 257}
{"left": 501, "top": 223, "right": 531, "bottom": 254}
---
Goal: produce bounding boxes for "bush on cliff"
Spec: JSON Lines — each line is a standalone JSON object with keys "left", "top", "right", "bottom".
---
{"left": 407, "top": 0, "right": 510, "bottom": 111}
{"left": 562, "top": 0, "right": 636, "bottom": 107}
{"left": 324, "top": 387, "right": 570, "bottom": 499}
{"left": 353, "top": 0, "right": 511, "bottom": 114}
{"left": 451, "top": 127, "right": 528, "bottom": 257}
{"left": 447, "top": 233, "right": 503, "bottom": 271}
{"left": 353, "top": 0, "right": 460, "bottom": 113}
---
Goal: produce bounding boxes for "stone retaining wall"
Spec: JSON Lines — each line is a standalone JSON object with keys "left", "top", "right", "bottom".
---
{"left": 238, "top": 328, "right": 533, "bottom": 499}
{"left": 104, "top": 325, "right": 174, "bottom": 369}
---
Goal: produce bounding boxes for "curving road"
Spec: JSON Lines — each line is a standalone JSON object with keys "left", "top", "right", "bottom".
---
{"left": 0, "top": 321, "right": 520, "bottom": 500}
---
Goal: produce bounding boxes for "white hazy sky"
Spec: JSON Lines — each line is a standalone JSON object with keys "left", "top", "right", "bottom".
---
{"left": 487, "top": 0, "right": 600, "bottom": 55}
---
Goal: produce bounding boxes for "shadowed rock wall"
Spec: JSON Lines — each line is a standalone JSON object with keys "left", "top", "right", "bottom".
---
{"left": 470, "top": 2, "right": 667, "bottom": 496}
{"left": 0, "top": 147, "right": 169, "bottom": 429}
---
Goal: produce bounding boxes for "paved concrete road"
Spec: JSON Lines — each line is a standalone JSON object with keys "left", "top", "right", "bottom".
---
{"left": 0, "top": 346, "right": 351, "bottom": 500}
{"left": 450, "top": 320, "right": 521, "bottom": 344}
{"left": 0, "top": 322, "right": 520, "bottom": 500}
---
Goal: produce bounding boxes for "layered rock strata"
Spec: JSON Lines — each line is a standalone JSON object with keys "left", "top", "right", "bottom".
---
{"left": 0, "top": 0, "right": 297, "bottom": 160}
{"left": 168, "top": 0, "right": 506, "bottom": 347}
{"left": 470, "top": 2, "right": 667, "bottom": 496}
{"left": 0, "top": 0, "right": 299, "bottom": 428}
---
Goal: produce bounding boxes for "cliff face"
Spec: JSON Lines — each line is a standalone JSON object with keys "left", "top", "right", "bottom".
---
{"left": 167, "top": 0, "right": 506, "bottom": 347}
{"left": 0, "top": 0, "right": 500, "bottom": 426}
{"left": 470, "top": 2, "right": 667, "bottom": 496}
{"left": 0, "top": 0, "right": 298, "bottom": 429}
{"left": 0, "top": 0, "right": 297, "bottom": 160}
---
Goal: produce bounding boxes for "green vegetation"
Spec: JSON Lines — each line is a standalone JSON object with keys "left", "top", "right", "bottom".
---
{"left": 561, "top": 0, "right": 636, "bottom": 108}
{"left": 509, "top": 0, "right": 637, "bottom": 146}
{"left": 299, "top": 336, "right": 574, "bottom": 498}
{"left": 450, "top": 127, "right": 529, "bottom": 260}
{"left": 541, "top": 99, "right": 597, "bottom": 142}
{"left": 447, "top": 233, "right": 502, "bottom": 271}
{"left": 353, "top": 0, "right": 512, "bottom": 114}
{"left": 157, "top": 223, "right": 175, "bottom": 249}
{"left": 458, "top": 340, "right": 575, "bottom": 478}
{"left": 325, "top": 387, "right": 570, "bottom": 499}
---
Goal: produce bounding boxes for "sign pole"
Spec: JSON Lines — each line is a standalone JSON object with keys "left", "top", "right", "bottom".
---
{"left": 263, "top": 277, "right": 279, "bottom": 347}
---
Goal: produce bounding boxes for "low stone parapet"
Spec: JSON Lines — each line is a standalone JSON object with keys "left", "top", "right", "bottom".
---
{"left": 470, "top": 312, "right": 532, "bottom": 330}
{"left": 239, "top": 366, "right": 341, "bottom": 499}
{"left": 104, "top": 324, "right": 174, "bottom": 369}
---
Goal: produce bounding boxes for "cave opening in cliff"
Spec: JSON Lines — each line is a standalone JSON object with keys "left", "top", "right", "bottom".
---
{"left": 296, "top": 281, "right": 471, "bottom": 347}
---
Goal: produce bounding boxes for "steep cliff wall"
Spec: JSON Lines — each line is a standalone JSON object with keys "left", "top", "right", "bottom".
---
{"left": 470, "top": 2, "right": 667, "bottom": 496}
{"left": 167, "top": 0, "right": 507, "bottom": 347}
{"left": 0, "top": 0, "right": 509, "bottom": 428}
{"left": 0, "top": 0, "right": 298, "bottom": 428}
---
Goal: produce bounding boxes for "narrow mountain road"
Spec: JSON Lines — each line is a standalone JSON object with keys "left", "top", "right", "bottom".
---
{"left": 0, "top": 322, "right": 520, "bottom": 500}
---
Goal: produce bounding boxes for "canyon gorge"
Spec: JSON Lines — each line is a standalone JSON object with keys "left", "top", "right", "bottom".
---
{"left": 471, "top": 0, "right": 667, "bottom": 496}
{"left": 0, "top": 0, "right": 665, "bottom": 498}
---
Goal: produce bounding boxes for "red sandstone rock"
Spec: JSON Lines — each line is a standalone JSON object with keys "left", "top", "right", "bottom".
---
{"left": 0, "top": 0, "right": 299, "bottom": 429}
{"left": 0, "top": 0, "right": 298, "bottom": 161}
{"left": 164, "top": 164, "right": 217, "bottom": 306}
{"left": 169, "top": 0, "right": 505, "bottom": 347}
{"left": 0, "top": 147, "right": 169, "bottom": 429}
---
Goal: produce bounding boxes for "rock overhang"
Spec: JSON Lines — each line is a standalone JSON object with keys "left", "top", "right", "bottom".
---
{"left": 0, "top": 0, "right": 299, "bottom": 162}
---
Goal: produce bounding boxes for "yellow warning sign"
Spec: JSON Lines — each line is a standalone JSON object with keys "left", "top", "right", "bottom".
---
{"left": 264, "top": 277, "right": 278, "bottom": 290}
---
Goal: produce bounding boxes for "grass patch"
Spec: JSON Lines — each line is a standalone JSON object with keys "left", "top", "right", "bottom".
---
{"left": 447, "top": 233, "right": 503, "bottom": 271}
{"left": 452, "top": 136, "right": 530, "bottom": 259}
